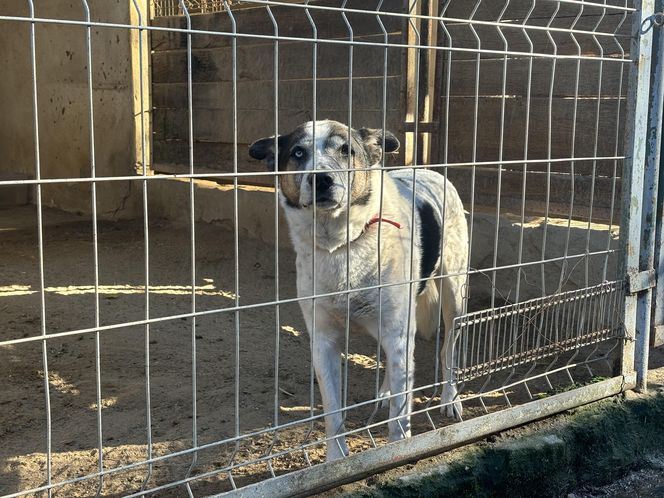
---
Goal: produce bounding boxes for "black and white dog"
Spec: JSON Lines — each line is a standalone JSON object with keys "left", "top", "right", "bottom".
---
{"left": 250, "top": 120, "right": 468, "bottom": 461}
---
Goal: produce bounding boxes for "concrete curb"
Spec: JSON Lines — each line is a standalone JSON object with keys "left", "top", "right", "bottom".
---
{"left": 341, "top": 391, "right": 664, "bottom": 498}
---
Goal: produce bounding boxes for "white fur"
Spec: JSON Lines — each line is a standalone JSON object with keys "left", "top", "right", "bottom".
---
{"left": 278, "top": 124, "right": 469, "bottom": 461}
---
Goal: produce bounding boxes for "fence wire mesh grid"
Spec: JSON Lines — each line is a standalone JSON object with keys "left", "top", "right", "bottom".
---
{"left": 0, "top": 0, "right": 642, "bottom": 496}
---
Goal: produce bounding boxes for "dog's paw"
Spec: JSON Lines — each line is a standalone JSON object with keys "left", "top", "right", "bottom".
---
{"left": 441, "top": 385, "right": 463, "bottom": 420}
{"left": 441, "top": 400, "right": 463, "bottom": 420}
{"left": 326, "top": 439, "right": 350, "bottom": 462}
{"left": 388, "top": 426, "right": 412, "bottom": 442}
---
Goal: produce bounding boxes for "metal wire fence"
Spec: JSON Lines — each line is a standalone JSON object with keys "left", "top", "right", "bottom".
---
{"left": 0, "top": 0, "right": 659, "bottom": 497}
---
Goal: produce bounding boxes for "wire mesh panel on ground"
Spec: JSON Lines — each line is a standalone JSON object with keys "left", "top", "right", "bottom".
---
{"left": 0, "top": 0, "right": 654, "bottom": 497}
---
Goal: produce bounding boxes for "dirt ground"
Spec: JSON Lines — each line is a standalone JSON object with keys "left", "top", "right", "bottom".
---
{"left": 571, "top": 456, "right": 664, "bottom": 498}
{"left": 0, "top": 205, "right": 624, "bottom": 497}
{"left": 321, "top": 358, "right": 664, "bottom": 498}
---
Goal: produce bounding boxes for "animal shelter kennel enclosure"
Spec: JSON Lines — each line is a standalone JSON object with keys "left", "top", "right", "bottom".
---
{"left": 0, "top": 0, "right": 663, "bottom": 496}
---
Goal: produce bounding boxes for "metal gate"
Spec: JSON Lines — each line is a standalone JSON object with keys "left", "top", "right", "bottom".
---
{"left": 0, "top": 0, "right": 662, "bottom": 497}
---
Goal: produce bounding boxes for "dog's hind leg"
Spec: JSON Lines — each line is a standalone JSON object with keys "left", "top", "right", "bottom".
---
{"left": 378, "top": 364, "right": 390, "bottom": 408}
{"left": 440, "top": 273, "right": 465, "bottom": 420}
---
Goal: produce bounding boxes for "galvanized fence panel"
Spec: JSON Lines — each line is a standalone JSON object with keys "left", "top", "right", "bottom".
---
{"left": 0, "top": 0, "right": 660, "bottom": 497}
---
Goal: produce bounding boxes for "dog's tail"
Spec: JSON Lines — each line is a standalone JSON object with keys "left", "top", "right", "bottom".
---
{"left": 416, "top": 279, "right": 441, "bottom": 341}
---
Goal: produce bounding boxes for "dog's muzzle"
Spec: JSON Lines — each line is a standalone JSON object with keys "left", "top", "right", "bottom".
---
{"left": 309, "top": 172, "right": 334, "bottom": 194}
{"left": 308, "top": 171, "right": 342, "bottom": 209}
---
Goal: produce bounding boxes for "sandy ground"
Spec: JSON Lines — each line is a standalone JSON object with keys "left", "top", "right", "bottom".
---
{"left": 0, "top": 205, "right": 624, "bottom": 497}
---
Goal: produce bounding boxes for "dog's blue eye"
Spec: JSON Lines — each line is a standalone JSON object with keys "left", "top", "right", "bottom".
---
{"left": 292, "top": 148, "right": 305, "bottom": 159}
{"left": 340, "top": 144, "right": 354, "bottom": 156}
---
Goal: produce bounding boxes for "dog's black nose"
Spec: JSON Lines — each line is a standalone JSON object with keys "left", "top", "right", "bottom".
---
{"left": 309, "top": 173, "right": 334, "bottom": 193}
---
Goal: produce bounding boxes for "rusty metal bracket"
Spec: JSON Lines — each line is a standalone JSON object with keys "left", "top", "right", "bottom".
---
{"left": 626, "top": 269, "right": 657, "bottom": 294}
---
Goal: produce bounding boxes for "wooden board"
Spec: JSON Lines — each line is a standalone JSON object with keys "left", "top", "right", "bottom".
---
{"left": 153, "top": 108, "right": 403, "bottom": 144}
{"left": 153, "top": 139, "right": 237, "bottom": 168}
{"left": 444, "top": 56, "right": 628, "bottom": 98}
{"left": 151, "top": 33, "right": 403, "bottom": 84}
{"left": 152, "top": 138, "right": 405, "bottom": 188}
{"left": 152, "top": 77, "right": 402, "bottom": 112}
{"left": 151, "top": 158, "right": 276, "bottom": 187}
{"left": 447, "top": 167, "right": 621, "bottom": 222}
{"left": 441, "top": 95, "right": 625, "bottom": 176}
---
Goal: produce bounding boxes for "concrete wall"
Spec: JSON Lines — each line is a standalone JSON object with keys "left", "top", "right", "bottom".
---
{"left": 0, "top": 0, "right": 149, "bottom": 218}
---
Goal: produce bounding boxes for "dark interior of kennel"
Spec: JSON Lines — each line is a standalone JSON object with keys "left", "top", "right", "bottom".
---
{"left": 151, "top": 0, "right": 630, "bottom": 222}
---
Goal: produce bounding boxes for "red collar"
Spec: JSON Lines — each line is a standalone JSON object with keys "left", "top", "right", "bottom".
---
{"left": 365, "top": 215, "right": 402, "bottom": 230}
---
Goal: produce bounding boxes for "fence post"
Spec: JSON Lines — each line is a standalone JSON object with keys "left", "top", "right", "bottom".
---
{"left": 637, "top": 0, "right": 664, "bottom": 389}
{"left": 620, "top": 0, "right": 655, "bottom": 388}
{"left": 653, "top": 1, "right": 664, "bottom": 349}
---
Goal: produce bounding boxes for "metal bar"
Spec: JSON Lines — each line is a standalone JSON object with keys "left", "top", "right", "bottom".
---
{"left": 515, "top": 0, "right": 536, "bottom": 304}
{"left": 467, "top": 0, "right": 481, "bottom": 315}
{"left": 155, "top": 0, "right": 637, "bottom": 15}
{"left": 540, "top": 2, "right": 561, "bottom": 297}
{"left": 636, "top": 0, "right": 664, "bottom": 384}
{"left": 585, "top": 5, "right": 608, "bottom": 287}
{"left": 26, "top": 0, "right": 53, "bottom": 494}
{"left": 420, "top": 0, "right": 450, "bottom": 427}
{"left": 0, "top": 15, "right": 633, "bottom": 62}
{"left": 341, "top": 0, "right": 354, "bottom": 437}
{"left": 210, "top": 374, "right": 636, "bottom": 498}
{"left": 558, "top": 3, "right": 584, "bottom": 292}
{"left": 404, "top": 0, "right": 422, "bottom": 439}
{"left": 176, "top": 2, "right": 199, "bottom": 495}
{"left": 221, "top": 0, "right": 636, "bottom": 33}
{"left": 490, "top": 0, "right": 511, "bottom": 310}
{"left": 620, "top": 0, "right": 655, "bottom": 382}
{"left": 79, "top": 1, "right": 104, "bottom": 494}
{"left": 603, "top": 2, "right": 629, "bottom": 282}
{"left": 221, "top": 1, "right": 242, "bottom": 483}
{"left": 129, "top": 1, "right": 155, "bottom": 493}
{"left": 459, "top": 282, "right": 621, "bottom": 327}
{"left": 265, "top": 3, "right": 281, "bottom": 475}
{"left": 368, "top": 0, "right": 389, "bottom": 437}
{"left": 302, "top": 0, "right": 319, "bottom": 466}
{"left": 0, "top": 155, "right": 630, "bottom": 186}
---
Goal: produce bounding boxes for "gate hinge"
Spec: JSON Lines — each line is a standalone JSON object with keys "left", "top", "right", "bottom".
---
{"left": 626, "top": 269, "right": 656, "bottom": 294}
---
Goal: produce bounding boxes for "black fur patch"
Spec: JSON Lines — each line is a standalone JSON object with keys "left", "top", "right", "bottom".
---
{"left": 417, "top": 201, "right": 441, "bottom": 295}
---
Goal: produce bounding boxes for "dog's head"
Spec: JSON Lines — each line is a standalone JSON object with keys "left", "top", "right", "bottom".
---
{"left": 248, "top": 120, "right": 399, "bottom": 211}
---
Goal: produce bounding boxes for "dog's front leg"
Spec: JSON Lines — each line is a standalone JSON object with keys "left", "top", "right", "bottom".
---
{"left": 382, "top": 314, "right": 416, "bottom": 442}
{"left": 311, "top": 333, "right": 349, "bottom": 461}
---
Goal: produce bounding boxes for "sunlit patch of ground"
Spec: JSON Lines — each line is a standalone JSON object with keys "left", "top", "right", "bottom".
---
{"left": 0, "top": 280, "right": 236, "bottom": 299}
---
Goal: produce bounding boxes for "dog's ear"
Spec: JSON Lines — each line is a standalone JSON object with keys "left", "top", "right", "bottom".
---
{"left": 248, "top": 135, "right": 288, "bottom": 170}
{"left": 358, "top": 128, "right": 400, "bottom": 164}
